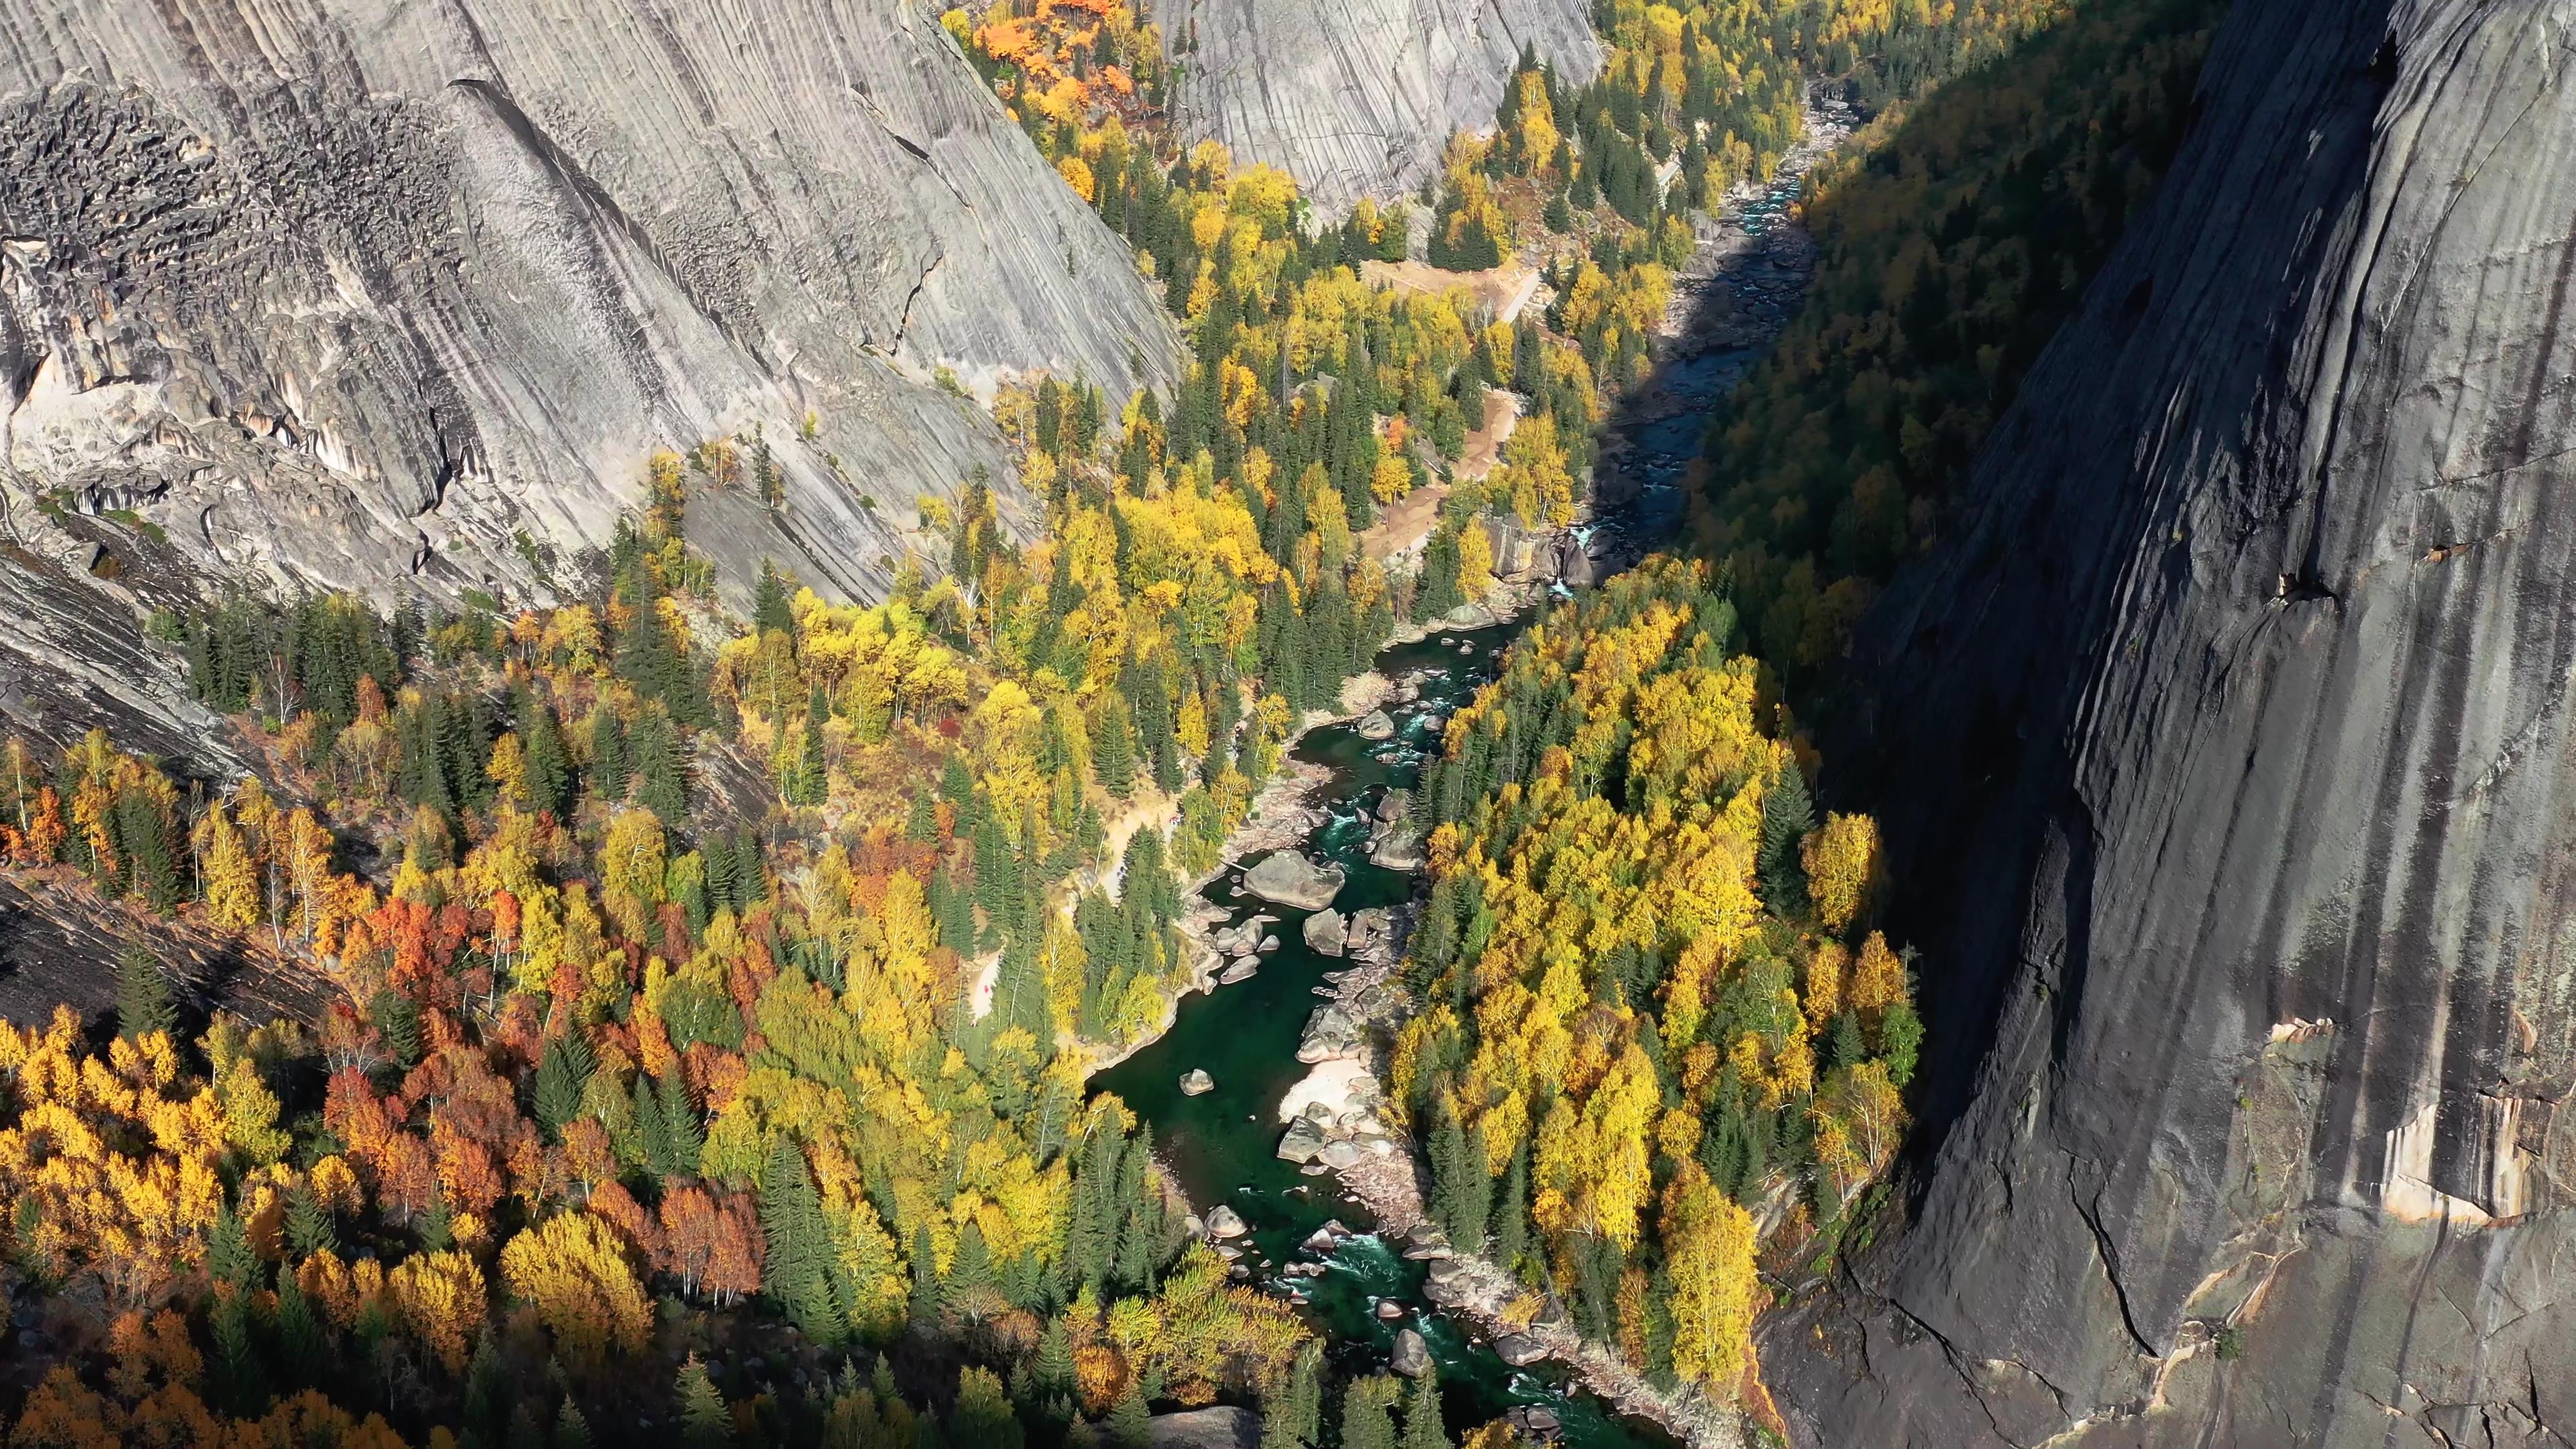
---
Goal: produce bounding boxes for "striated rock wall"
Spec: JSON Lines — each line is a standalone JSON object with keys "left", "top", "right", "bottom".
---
{"left": 0, "top": 0, "right": 1181, "bottom": 751}
{"left": 1768, "top": 1, "right": 2576, "bottom": 1444}
{"left": 1151, "top": 0, "right": 1599, "bottom": 218}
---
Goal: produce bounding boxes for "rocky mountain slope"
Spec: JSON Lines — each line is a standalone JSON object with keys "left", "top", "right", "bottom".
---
{"left": 1150, "top": 0, "right": 1599, "bottom": 217}
{"left": 1768, "top": 1, "right": 2576, "bottom": 1444}
{"left": 0, "top": 0, "right": 1179, "bottom": 759}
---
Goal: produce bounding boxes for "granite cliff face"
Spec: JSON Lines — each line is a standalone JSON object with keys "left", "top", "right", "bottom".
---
{"left": 1151, "top": 0, "right": 1599, "bottom": 218}
{"left": 0, "top": 0, "right": 1180, "bottom": 757}
{"left": 1769, "top": 1, "right": 2576, "bottom": 1444}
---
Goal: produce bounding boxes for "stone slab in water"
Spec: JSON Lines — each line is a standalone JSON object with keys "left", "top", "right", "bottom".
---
{"left": 1495, "top": 1334, "right": 1550, "bottom": 1368}
{"left": 1179, "top": 1069, "right": 1214, "bottom": 1095}
{"left": 1243, "top": 851, "right": 1344, "bottom": 909}
{"left": 1303, "top": 909, "right": 1347, "bottom": 955}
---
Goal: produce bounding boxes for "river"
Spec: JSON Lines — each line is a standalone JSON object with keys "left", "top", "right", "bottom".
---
{"left": 1091, "top": 111, "right": 1845, "bottom": 1448}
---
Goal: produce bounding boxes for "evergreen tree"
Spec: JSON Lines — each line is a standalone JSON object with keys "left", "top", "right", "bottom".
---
{"left": 209, "top": 1201, "right": 261, "bottom": 1291}
{"left": 676, "top": 1356, "right": 732, "bottom": 1449}
{"left": 760, "top": 1138, "right": 843, "bottom": 1344}
{"left": 506, "top": 1403, "right": 548, "bottom": 1449}
{"left": 630, "top": 708, "right": 689, "bottom": 823}
{"left": 117, "top": 943, "right": 176, "bottom": 1040}
{"left": 1262, "top": 1343, "right": 1324, "bottom": 1449}
{"left": 1107, "top": 1383, "right": 1152, "bottom": 1449}
{"left": 755, "top": 560, "right": 796, "bottom": 637}
{"left": 519, "top": 690, "right": 570, "bottom": 817}
{"left": 274, "top": 1270, "right": 326, "bottom": 1389}
{"left": 286, "top": 1179, "right": 338, "bottom": 1258}
{"left": 1337, "top": 1377, "right": 1399, "bottom": 1449}
{"left": 553, "top": 1401, "right": 596, "bottom": 1449}
{"left": 1758, "top": 757, "right": 1815, "bottom": 916}
{"left": 910, "top": 1225, "right": 943, "bottom": 1326}
{"left": 656, "top": 1071, "right": 703, "bottom": 1175}
{"left": 533, "top": 1031, "right": 596, "bottom": 1142}
{"left": 208, "top": 1287, "right": 268, "bottom": 1416}
{"left": 1093, "top": 694, "right": 1138, "bottom": 800}
{"left": 589, "top": 707, "right": 629, "bottom": 804}
{"left": 1399, "top": 1368, "right": 1449, "bottom": 1449}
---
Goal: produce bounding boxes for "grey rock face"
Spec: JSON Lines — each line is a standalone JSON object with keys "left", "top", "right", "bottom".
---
{"left": 0, "top": 0, "right": 1179, "bottom": 742}
{"left": 1768, "top": 3, "right": 2576, "bottom": 1445}
{"left": 1152, "top": 0, "right": 1599, "bottom": 218}
{"left": 1146, "top": 1406, "right": 1260, "bottom": 1449}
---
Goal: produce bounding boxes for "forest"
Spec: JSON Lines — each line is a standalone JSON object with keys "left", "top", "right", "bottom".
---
{"left": 0, "top": 0, "right": 2223, "bottom": 1444}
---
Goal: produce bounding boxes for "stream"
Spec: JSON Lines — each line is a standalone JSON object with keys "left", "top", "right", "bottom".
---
{"left": 1091, "top": 109, "right": 1846, "bottom": 1448}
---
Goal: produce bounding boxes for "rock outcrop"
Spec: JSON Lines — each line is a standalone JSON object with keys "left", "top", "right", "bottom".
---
{"left": 1150, "top": 0, "right": 1599, "bottom": 217}
{"left": 0, "top": 0, "right": 1180, "bottom": 748}
{"left": 1770, "top": 3, "right": 2576, "bottom": 1445}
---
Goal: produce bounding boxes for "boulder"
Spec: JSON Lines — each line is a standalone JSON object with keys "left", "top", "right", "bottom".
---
{"left": 1356, "top": 710, "right": 1396, "bottom": 741}
{"left": 1219, "top": 957, "right": 1259, "bottom": 984}
{"left": 1204, "top": 1206, "right": 1246, "bottom": 1238}
{"left": 1147, "top": 1406, "right": 1261, "bottom": 1449}
{"left": 1494, "top": 1334, "right": 1549, "bottom": 1367}
{"left": 1375, "top": 1299, "right": 1406, "bottom": 1321}
{"left": 1243, "top": 852, "right": 1344, "bottom": 910}
{"left": 1368, "top": 822, "right": 1426, "bottom": 871}
{"left": 1179, "top": 1069, "right": 1214, "bottom": 1096}
{"left": 1376, "top": 789, "right": 1411, "bottom": 824}
{"left": 1302, "top": 910, "right": 1348, "bottom": 956}
{"left": 1390, "top": 1328, "right": 1431, "bottom": 1379}
{"left": 1276, "top": 1119, "right": 1330, "bottom": 1164}
{"left": 1318, "top": 1140, "right": 1364, "bottom": 1170}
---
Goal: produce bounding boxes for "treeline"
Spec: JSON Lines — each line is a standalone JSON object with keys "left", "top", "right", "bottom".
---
{"left": 1691, "top": 0, "right": 2226, "bottom": 675}
{"left": 1392, "top": 560, "right": 1920, "bottom": 1397}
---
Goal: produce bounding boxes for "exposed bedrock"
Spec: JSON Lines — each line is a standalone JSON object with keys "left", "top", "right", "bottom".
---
{"left": 1150, "top": 0, "right": 1601, "bottom": 219}
{"left": 1769, "top": 1, "right": 2576, "bottom": 1444}
{"left": 0, "top": 0, "right": 1181, "bottom": 750}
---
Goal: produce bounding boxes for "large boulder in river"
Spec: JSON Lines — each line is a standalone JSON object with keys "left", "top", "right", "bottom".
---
{"left": 1495, "top": 1334, "right": 1550, "bottom": 1368}
{"left": 1356, "top": 710, "right": 1396, "bottom": 741}
{"left": 1179, "top": 1069, "right": 1214, "bottom": 1096}
{"left": 1203, "top": 1206, "right": 1246, "bottom": 1239}
{"left": 1146, "top": 1405, "right": 1260, "bottom": 1449}
{"left": 1302, "top": 910, "right": 1347, "bottom": 956}
{"left": 1368, "top": 820, "right": 1426, "bottom": 871}
{"left": 1390, "top": 1328, "right": 1431, "bottom": 1378}
{"left": 1277, "top": 1118, "right": 1329, "bottom": 1164}
{"left": 1244, "top": 852, "right": 1344, "bottom": 910}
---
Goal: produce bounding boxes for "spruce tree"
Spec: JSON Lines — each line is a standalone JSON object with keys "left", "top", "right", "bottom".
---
{"left": 1493, "top": 1146, "right": 1530, "bottom": 1276}
{"left": 631, "top": 708, "right": 688, "bottom": 823}
{"left": 553, "top": 1401, "right": 596, "bottom": 1449}
{"left": 519, "top": 690, "right": 570, "bottom": 817}
{"left": 1400, "top": 1368, "right": 1449, "bottom": 1449}
{"left": 760, "top": 1138, "right": 843, "bottom": 1344}
{"left": 657, "top": 1071, "right": 702, "bottom": 1175}
{"left": 1758, "top": 757, "right": 1815, "bottom": 917}
{"left": 274, "top": 1270, "right": 326, "bottom": 1388}
{"left": 909, "top": 1224, "right": 943, "bottom": 1326}
{"left": 676, "top": 1356, "right": 732, "bottom": 1449}
{"left": 1338, "top": 1377, "right": 1399, "bottom": 1449}
{"left": 533, "top": 1032, "right": 595, "bottom": 1141}
{"left": 755, "top": 560, "right": 796, "bottom": 638}
{"left": 1093, "top": 695, "right": 1138, "bottom": 800}
{"left": 588, "top": 707, "right": 629, "bottom": 804}
{"left": 1262, "top": 1343, "right": 1324, "bottom": 1449}
{"left": 117, "top": 943, "right": 176, "bottom": 1040}
{"left": 1107, "top": 1384, "right": 1152, "bottom": 1449}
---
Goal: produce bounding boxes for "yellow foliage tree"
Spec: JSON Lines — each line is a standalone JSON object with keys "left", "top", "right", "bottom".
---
{"left": 1802, "top": 812, "right": 1879, "bottom": 934}
{"left": 500, "top": 1211, "right": 653, "bottom": 1367}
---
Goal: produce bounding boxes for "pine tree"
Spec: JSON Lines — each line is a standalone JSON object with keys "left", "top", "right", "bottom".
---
{"left": 657, "top": 1071, "right": 703, "bottom": 1175}
{"left": 1399, "top": 1367, "right": 1448, "bottom": 1449}
{"left": 286, "top": 1181, "right": 338, "bottom": 1257}
{"left": 534, "top": 1031, "right": 595, "bottom": 1141}
{"left": 275, "top": 1269, "right": 326, "bottom": 1388}
{"left": 909, "top": 1224, "right": 942, "bottom": 1326}
{"left": 589, "top": 708, "right": 629, "bottom": 804}
{"left": 1338, "top": 1377, "right": 1399, "bottom": 1449}
{"left": 117, "top": 943, "right": 176, "bottom": 1040}
{"left": 755, "top": 560, "right": 796, "bottom": 637}
{"left": 209, "top": 1286, "right": 268, "bottom": 1416}
{"left": 1759, "top": 757, "right": 1815, "bottom": 917}
{"left": 519, "top": 690, "right": 570, "bottom": 817}
{"left": 553, "top": 1401, "right": 595, "bottom": 1449}
{"left": 631, "top": 708, "right": 688, "bottom": 822}
{"left": 676, "top": 1356, "right": 732, "bottom": 1449}
{"left": 759, "top": 1138, "right": 843, "bottom": 1344}
{"left": 1093, "top": 694, "right": 1138, "bottom": 800}
{"left": 1262, "top": 1342, "right": 1324, "bottom": 1449}
{"left": 1107, "top": 1383, "right": 1152, "bottom": 1449}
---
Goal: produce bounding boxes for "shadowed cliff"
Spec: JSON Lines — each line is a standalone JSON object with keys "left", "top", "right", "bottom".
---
{"left": 1767, "top": 0, "right": 2576, "bottom": 1443}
